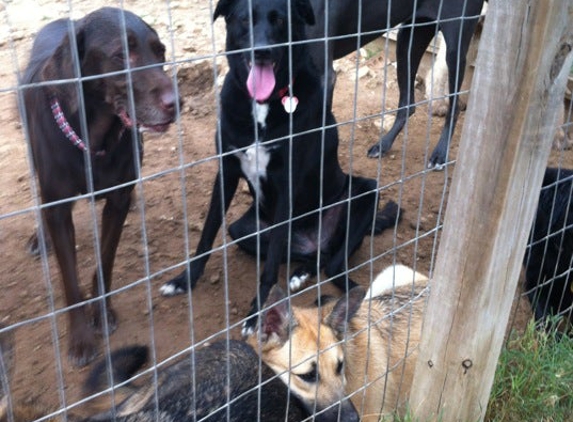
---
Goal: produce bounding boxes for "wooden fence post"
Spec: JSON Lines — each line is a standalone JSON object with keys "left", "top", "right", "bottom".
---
{"left": 408, "top": 1, "right": 573, "bottom": 421}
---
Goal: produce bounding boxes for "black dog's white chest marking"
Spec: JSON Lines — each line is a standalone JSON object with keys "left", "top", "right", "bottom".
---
{"left": 254, "top": 102, "right": 269, "bottom": 128}
{"left": 235, "top": 142, "right": 271, "bottom": 201}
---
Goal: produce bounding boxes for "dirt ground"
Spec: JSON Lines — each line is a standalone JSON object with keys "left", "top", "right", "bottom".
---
{"left": 0, "top": 0, "right": 570, "bottom": 417}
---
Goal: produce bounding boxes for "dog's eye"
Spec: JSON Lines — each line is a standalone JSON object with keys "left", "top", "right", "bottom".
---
{"left": 152, "top": 42, "right": 167, "bottom": 61}
{"left": 113, "top": 51, "right": 126, "bottom": 64}
{"left": 297, "top": 367, "right": 318, "bottom": 383}
{"left": 269, "top": 11, "right": 284, "bottom": 28}
{"left": 240, "top": 12, "right": 254, "bottom": 28}
{"left": 336, "top": 360, "right": 344, "bottom": 375}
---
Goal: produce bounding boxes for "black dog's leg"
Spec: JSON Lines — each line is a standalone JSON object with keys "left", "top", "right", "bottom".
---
{"left": 325, "top": 178, "right": 400, "bottom": 292}
{"left": 161, "top": 157, "right": 241, "bottom": 295}
{"left": 427, "top": 18, "right": 479, "bottom": 169}
{"left": 367, "top": 23, "right": 436, "bottom": 159}
{"left": 91, "top": 186, "right": 133, "bottom": 334}
{"left": 229, "top": 206, "right": 320, "bottom": 292}
{"left": 44, "top": 202, "right": 97, "bottom": 366}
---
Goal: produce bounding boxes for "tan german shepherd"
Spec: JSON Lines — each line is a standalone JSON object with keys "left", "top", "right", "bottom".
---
{"left": 247, "top": 264, "right": 428, "bottom": 421}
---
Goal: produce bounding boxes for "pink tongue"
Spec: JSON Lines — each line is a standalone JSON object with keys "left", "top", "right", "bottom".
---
{"left": 247, "top": 64, "right": 276, "bottom": 102}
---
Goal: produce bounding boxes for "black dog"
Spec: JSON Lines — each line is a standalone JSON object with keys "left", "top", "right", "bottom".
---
{"left": 524, "top": 167, "right": 573, "bottom": 329}
{"left": 161, "top": 0, "right": 400, "bottom": 334}
{"left": 20, "top": 7, "right": 179, "bottom": 366}
{"left": 306, "top": 0, "right": 486, "bottom": 169}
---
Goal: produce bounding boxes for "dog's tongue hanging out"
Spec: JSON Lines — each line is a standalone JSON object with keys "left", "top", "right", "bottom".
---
{"left": 247, "top": 63, "right": 275, "bottom": 102}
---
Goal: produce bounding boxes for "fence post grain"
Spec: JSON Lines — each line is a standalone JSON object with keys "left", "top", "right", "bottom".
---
{"left": 408, "top": 1, "right": 573, "bottom": 421}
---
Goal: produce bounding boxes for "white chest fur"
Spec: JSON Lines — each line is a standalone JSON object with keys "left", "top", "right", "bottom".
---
{"left": 237, "top": 142, "right": 271, "bottom": 200}
{"left": 254, "top": 103, "right": 269, "bottom": 128}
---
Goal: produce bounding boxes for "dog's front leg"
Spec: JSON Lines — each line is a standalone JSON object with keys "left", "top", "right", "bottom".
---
{"left": 161, "top": 157, "right": 241, "bottom": 295}
{"left": 44, "top": 203, "right": 97, "bottom": 366}
{"left": 91, "top": 186, "right": 133, "bottom": 334}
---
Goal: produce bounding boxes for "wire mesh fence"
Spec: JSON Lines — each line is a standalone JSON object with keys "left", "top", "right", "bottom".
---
{"left": 0, "top": 0, "right": 571, "bottom": 421}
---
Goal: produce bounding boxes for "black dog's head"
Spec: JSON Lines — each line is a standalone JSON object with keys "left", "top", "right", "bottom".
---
{"left": 41, "top": 7, "right": 179, "bottom": 132}
{"left": 214, "top": 0, "right": 315, "bottom": 102}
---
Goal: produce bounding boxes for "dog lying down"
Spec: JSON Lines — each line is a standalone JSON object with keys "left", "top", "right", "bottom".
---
{"left": 247, "top": 264, "right": 429, "bottom": 421}
{"left": 2, "top": 324, "right": 356, "bottom": 422}
{"left": 524, "top": 167, "right": 573, "bottom": 331}
{"left": 2, "top": 262, "right": 426, "bottom": 422}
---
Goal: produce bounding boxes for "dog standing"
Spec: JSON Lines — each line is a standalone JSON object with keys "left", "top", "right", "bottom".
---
{"left": 306, "top": 0, "right": 486, "bottom": 169}
{"left": 249, "top": 264, "right": 428, "bottom": 421}
{"left": 161, "top": 0, "right": 400, "bottom": 334}
{"left": 524, "top": 167, "right": 573, "bottom": 329}
{"left": 20, "top": 7, "right": 179, "bottom": 366}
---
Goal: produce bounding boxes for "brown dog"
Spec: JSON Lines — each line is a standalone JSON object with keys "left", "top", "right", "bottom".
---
{"left": 19, "top": 7, "right": 179, "bottom": 366}
{"left": 248, "top": 264, "right": 428, "bottom": 421}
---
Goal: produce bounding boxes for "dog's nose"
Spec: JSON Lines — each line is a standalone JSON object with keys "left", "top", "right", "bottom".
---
{"left": 160, "top": 89, "right": 180, "bottom": 114}
{"left": 253, "top": 47, "right": 273, "bottom": 63}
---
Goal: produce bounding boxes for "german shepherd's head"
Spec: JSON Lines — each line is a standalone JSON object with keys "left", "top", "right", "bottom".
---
{"left": 246, "top": 286, "right": 364, "bottom": 422}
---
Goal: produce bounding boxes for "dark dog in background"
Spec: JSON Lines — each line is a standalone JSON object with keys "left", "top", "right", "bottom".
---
{"left": 0, "top": 326, "right": 311, "bottom": 422}
{"left": 306, "top": 0, "right": 486, "bottom": 168}
{"left": 524, "top": 167, "right": 573, "bottom": 329}
{"left": 161, "top": 0, "right": 400, "bottom": 334}
{"left": 20, "top": 7, "right": 179, "bottom": 366}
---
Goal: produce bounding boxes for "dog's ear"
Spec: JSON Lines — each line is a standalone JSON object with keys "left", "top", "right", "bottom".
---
{"left": 213, "top": 0, "right": 236, "bottom": 21}
{"left": 83, "top": 345, "right": 148, "bottom": 396}
{"left": 258, "top": 285, "right": 294, "bottom": 346}
{"left": 324, "top": 286, "right": 365, "bottom": 338}
{"left": 82, "top": 345, "right": 149, "bottom": 414}
{"left": 41, "top": 23, "right": 85, "bottom": 114}
{"left": 293, "top": 0, "right": 315, "bottom": 25}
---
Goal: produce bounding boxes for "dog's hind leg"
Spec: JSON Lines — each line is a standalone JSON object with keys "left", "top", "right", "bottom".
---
{"left": 427, "top": 17, "right": 479, "bottom": 169}
{"left": 228, "top": 204, "right": 271, "bottom": 257}
{"left": 324, "top": 177, "right": 400, "bottom": 292}
{"left": 289, "top": 263, "right": 318, "bottom": 291}
{"left": 367, "top": 22, "right": 437, "bottom": 160}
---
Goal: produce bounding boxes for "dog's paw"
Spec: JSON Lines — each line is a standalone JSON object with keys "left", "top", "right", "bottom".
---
{"left": 26, "top": 231, "right": 51, "bottom": 257}
{"left": 367, "top": 143, "right": 383, "bottom": 158}
{"left": 289, "top": 272, "right": 310, "bottom": 291}
{"left": 160, "top": 270, "right": 195, "bottom": 296}
{"left": 159, "top": 282, "right": 186, "bottom": 296}
{"left": 241, "top": 319, "right": 256, "bottom": 338}
{"left": 68, "top": 332, "right": 98, "bottom": 368}
{"left": 92, "top": 305, "right": 118, "bottom": 335}
{"left": 427, "top": 160, "right": 446, "bottom": 171}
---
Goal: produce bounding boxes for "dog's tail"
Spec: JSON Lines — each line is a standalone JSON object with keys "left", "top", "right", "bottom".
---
{"left": 366, "top": 264, "right": 428, "bottom": 298}
{"left": 372, "top": 200, "right": 402, "bottom": 235}
{"left": 82, "top": 345, "right": 149, "bottom": 414}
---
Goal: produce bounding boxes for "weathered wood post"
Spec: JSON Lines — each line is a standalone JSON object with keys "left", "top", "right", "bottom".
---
{"left": 408, "top": 1, "right": 573, "bottom": 420}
